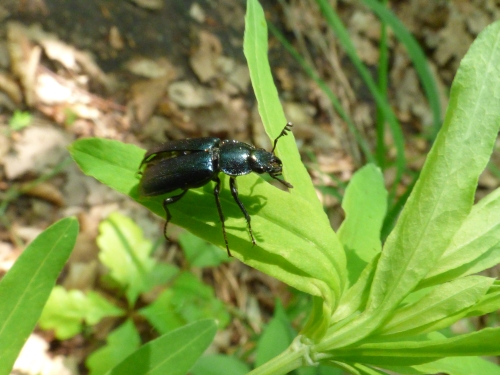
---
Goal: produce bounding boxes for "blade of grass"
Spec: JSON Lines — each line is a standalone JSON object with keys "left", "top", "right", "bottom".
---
{"left": 315, "top": 0, "right": 406, "bottom": 198}
{"left": 375, "top": 0, "right": 389, "bottom": 169}
{"left": 268, "top": 23, "right": 375, "bottom": 165}
{"left": 362, "top": 0, "right": 442, "bottom": 139}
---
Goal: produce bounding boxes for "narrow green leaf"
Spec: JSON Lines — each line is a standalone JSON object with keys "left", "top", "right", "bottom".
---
{"left": 412, "top": 356, "right": 500, "bottom": 375}
{"left": 379, "top": 276, "right": 493, "bottom": 336}
{"left": 0, "top": 217, "right": 78, "bottom": 375}
{"left": 243, "top": 1, "right": 346, "bottom": 330}
{"left": 244, "top": 0, "right": 322, "bottom": 211}
{"left": 70, "top": 138, "right": 343, "bottom": 315}
{"left": 338, "top": 164, "right": 387, "bottom": 285}
{"left": 107, "top": 319, "right": 217, "bottom": 375}
{"left": 333, "top": 327, "right": 500, "bottom": 366}
{"left": 464, "top": 283, "right": 500, "bottom": 317}
{"left": 86, "top": 320, "right": 140, "bottom": 375}
{"left": 422, "top": 187, "right": 500, "bottom": 287}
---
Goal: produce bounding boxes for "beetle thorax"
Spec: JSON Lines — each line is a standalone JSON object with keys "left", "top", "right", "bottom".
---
{"left": 218, "top": 140, "right": 254, "bottom": 176}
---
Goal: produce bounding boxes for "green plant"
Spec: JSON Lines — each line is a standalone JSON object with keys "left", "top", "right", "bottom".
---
{"left": 0, "top": 218, "right": 78, "bottom": 375}
{"left": 67, "top": 1, "right": 500, "bottom": 374}
{"left": 271, "top": 0, "right": 442, "bottom": 236}
{"left": 38, "top": 212, "right": 229, "bottom": 375}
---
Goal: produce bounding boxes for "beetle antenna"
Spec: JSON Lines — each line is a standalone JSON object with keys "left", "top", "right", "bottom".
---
{"left": 271, "top": 122, "right": 293, "bottom": 153}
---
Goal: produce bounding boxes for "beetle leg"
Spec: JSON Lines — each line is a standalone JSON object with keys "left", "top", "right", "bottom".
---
{"left": 229, "top": 176, "right": 256, "bottom": 246}
{"left": 162, "top": 190, "right": 188, "bottom": 240}
{"left": 213, "top": 176, "right": 231, "bottom": 256}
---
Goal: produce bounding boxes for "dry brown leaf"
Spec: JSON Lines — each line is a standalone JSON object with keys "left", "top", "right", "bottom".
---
{"left": 190, "top": 30, "right": 222, "bottom": 83}
{"left": 129, "top": 75, "right": 172, "bottom": 124}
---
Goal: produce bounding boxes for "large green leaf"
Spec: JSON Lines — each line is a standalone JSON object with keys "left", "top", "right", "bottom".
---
{"left": 107, "top": 319, "right": 217, "bottom": 375}
{"left": 369, "top": 19, "right": 500, "bottom": 316}
{"left": 69, "top": 137, "right": 341, "bottom": 312}
{"left": 0, "top": 217, "right": 78, "bottom": 375}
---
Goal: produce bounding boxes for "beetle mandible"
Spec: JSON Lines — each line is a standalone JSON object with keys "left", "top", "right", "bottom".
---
{"left": 138, "top": 122, "right": 293, "bottom": 256}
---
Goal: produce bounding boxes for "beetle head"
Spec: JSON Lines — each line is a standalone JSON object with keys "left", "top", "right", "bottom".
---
{"left": 249, "top": 149, "right": 293, "bottom": 188}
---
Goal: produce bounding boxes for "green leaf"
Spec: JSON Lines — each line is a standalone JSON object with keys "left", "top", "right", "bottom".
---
{"left": 70, "top": 138, "right": 343, "bottom": 316}
{"left": 97, "top": 212, "right": 156, "bottom": 305}
{"left": 107, "top": 319, "right": 217, "bottom": 375}
{"left": 139, "top": 289, "right": 184, "bottom": 334}
{"left": 85, "top": 291, "right": 125, "bottom": 325}
{"left": 338, "top": 164, "right": 387, "bottom": 285}
{"left": 178, "top": 231, "right": 230, "bottom": 267}
{"left": 86, "top": 320, "right": 141, "bottom": 375}
{"left": 333, "top": 327, "right": 500, "bottom": 366}
{"left": 255, "top": 300, "right": 295, "bottom": 367}
{"left": 139, "top": 272, "right": 229, "bottom": 334}
{"left": 379, "top": 276, "right": 493, "bottom": 337}
{"left": 412, "top": 356, "right": 500, "bottom": 375}
{"left": 244, "top": 0, "right": 322, "bottom": 212}
{"left": 191, "top": 354, "right": 250, "bottom": 375}
{"left": 39, "top": 286, "right": 124, "bottom": 339}
{"left": 331, "top": 255, "right": 379, "bottom": 323}
{"left": 0, "top": 217, "right": 78, "bottom": 375}
{"left": 314, "top": 19, "right": 500, "bottom": 353}
{"left": 369, "top": 19, "right": 500, "bottom": 316}
{"left": 39, "top": 287, "right": 87, "bottom": 339}
{"left": 243, "top": 0, "right": 345, "bottom": 338}
{"left": 463, "top": 282, "right": 500, "bottom": 317}
{"left": 422, "top": 187, "right": 500, "bottom": 287}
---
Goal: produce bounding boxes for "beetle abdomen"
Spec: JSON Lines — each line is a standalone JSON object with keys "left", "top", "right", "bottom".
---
{"left": 139, "top": 150, "right": 217, "bottom": 196}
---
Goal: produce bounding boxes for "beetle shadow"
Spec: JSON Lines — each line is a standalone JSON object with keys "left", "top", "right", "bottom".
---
{"left": 131, "top": 173, "right": 290, "bottom": 245}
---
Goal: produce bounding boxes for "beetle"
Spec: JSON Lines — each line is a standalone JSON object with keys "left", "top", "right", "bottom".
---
{"left": 138, "top": 122, "right": 293, "bottom": 256}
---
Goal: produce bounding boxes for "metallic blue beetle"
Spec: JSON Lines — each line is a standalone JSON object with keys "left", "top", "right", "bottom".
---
{"left": 139, "top": 122, "right": 293, "bottom": 256}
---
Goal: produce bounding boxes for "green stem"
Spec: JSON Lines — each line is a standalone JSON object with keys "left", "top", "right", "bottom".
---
{"left": 248, "top": 336, "right": 312, "bottom": 375}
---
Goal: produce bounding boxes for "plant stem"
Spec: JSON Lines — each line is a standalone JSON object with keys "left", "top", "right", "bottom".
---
{"left": 247, "top": 337, "right": 312, "bottom": 375}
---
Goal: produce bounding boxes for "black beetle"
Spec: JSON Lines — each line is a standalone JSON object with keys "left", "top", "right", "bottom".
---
{"left": 138, "top": 122, "right": 293, "bottom": 256}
